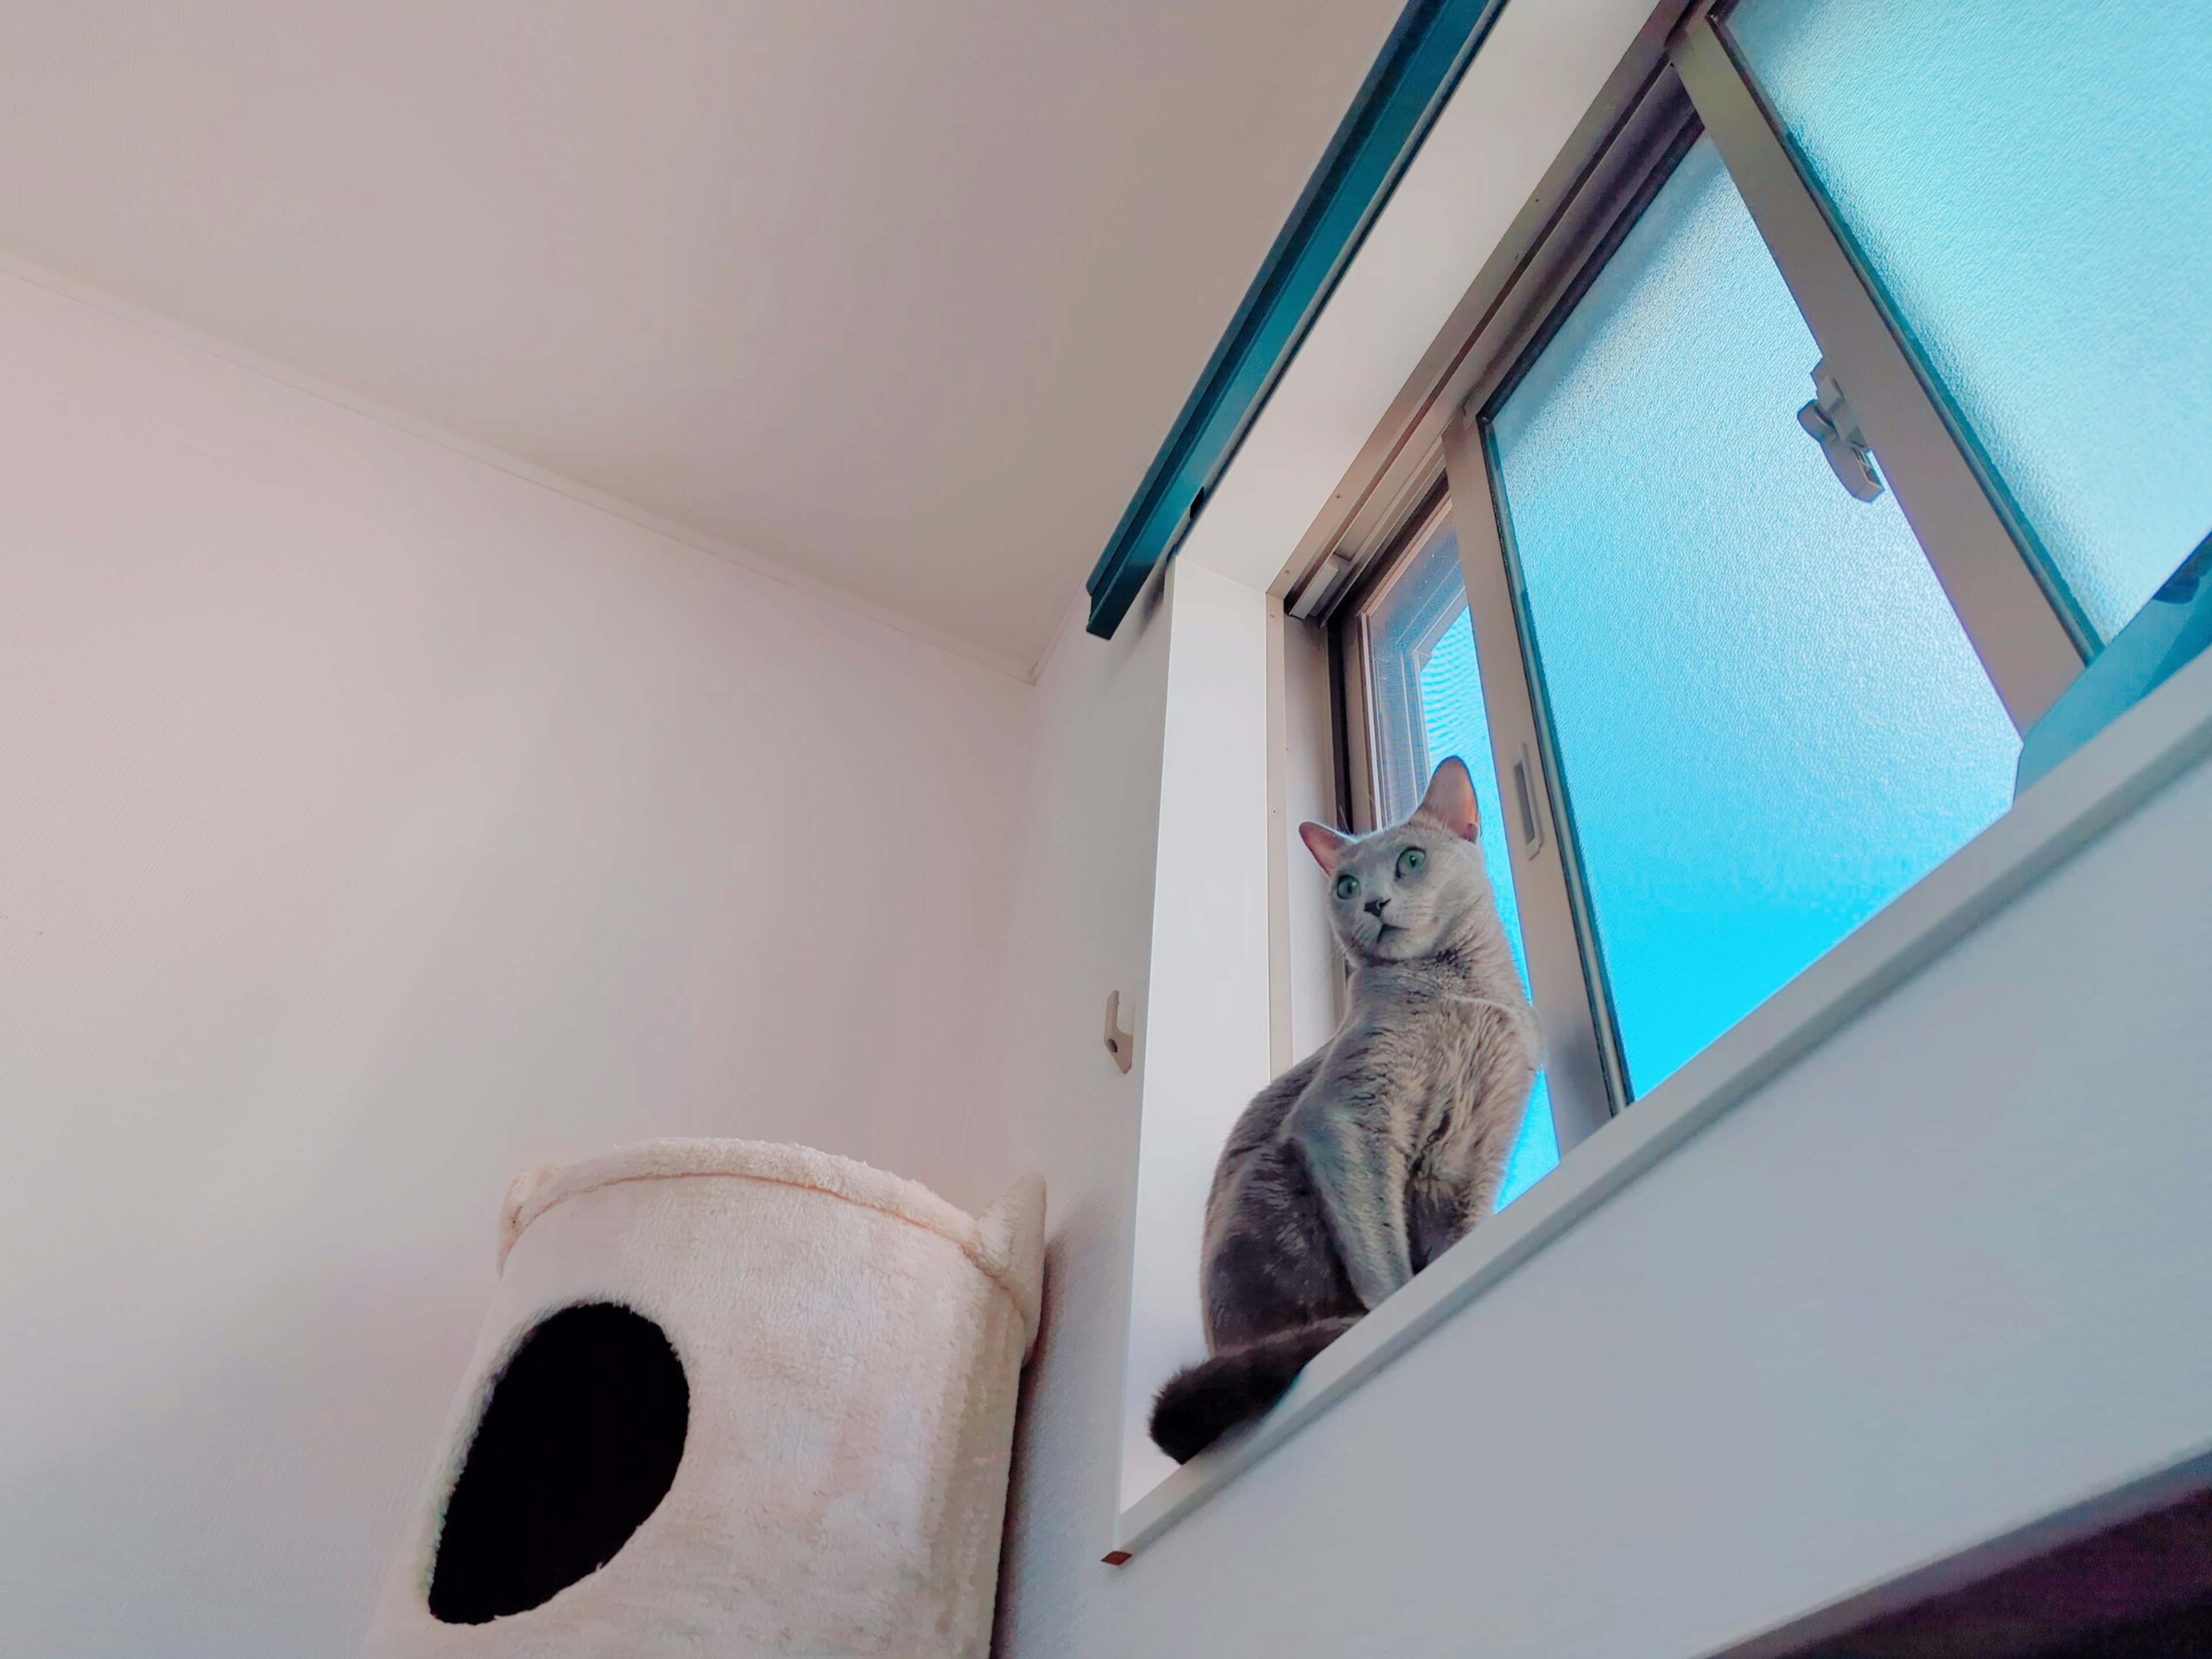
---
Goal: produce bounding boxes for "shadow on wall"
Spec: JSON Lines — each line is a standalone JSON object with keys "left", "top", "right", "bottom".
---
{"left": 1742, "top": 1471, "right": 2212, "bottom": 1659}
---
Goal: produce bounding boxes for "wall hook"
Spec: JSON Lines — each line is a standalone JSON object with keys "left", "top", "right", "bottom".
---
{"left": 1103, "top": 991, "right": 1134, "bottom": 1074}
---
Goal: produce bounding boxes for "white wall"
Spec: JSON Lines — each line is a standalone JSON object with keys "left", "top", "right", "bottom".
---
{"left": 982, "top": 566, "right": 1174, "bottom": 1645}
{"left": 1117, "top": 564, "right": 1272, "bottom": 1509}
{"left": 1279, "top": 611, "right": 1341, "bottom": 1065}
{"left": 0, "top": 271, "right": 1033, "bottom": 1657}
{"left": 994, "top": 586, "right": 2212, "bottom": 1656}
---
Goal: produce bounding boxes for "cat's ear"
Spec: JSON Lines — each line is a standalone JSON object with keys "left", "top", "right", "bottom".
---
{"left": 1300, "top": 821, "right": 1352, "bottom": 873}
{"left": 1418, "top": 757, "right": 1480, "bottom": 841}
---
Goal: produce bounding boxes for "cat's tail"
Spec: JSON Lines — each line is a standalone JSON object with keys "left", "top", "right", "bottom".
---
{"left": 1149, "top": 1317, "right": 1359, "bottom": 1463}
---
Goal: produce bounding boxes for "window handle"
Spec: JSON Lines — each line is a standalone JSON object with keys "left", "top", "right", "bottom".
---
{"left": 1511, "top": 745, "right": 1545, "bottom": 859}
{"left": 1797, "top": 359, "right": 1885, "bottom": 503}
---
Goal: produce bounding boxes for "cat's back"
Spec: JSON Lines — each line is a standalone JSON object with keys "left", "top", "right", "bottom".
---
{"left": 1211, "top": 1047, "right": 1323, "bottom": 1179}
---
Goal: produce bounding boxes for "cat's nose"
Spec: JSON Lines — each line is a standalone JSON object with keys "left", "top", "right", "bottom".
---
{"left": 1364, "top": 896, "right": 1389, "bottom": 918}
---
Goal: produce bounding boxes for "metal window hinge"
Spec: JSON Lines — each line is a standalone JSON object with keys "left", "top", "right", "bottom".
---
{"left": 1797, "top": 359, "right": 1884, "bottom": 503}
{"left": 1103, "top": 990, "right": 1135, "bottom": 1074}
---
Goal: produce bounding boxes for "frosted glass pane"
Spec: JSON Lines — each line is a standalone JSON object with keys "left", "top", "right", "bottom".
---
{"left": 1366, "top": 524, "right": 1559, "bottom": 1206}
{"left": 1728, "top": 0, "right": 2212, "bottom": 645}
{"left": 1490, "top": 136, "right": 2019, "bottom": 1097}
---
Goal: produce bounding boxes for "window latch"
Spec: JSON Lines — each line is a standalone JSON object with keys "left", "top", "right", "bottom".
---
{"left": 1511, "top": 743, "right": 1545, "bottom": 859}
{"left": 1797, "top": 359, "right": 1884, "bottom": 503}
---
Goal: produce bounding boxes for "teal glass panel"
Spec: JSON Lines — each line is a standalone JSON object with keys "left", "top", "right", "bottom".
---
{"left": 1366, "top": 520, "right": 1559, "bottom": 1206}
{"left": 1726, "top": 0, "right": 2212, "bottom": 646}
{"left": 1488, "top": 135, "right": 2019, "bottom": 1097}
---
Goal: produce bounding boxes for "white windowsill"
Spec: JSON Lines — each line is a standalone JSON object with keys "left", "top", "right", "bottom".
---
{"left": 1108, "top": 643, "right": 2212, "bottom": 1562}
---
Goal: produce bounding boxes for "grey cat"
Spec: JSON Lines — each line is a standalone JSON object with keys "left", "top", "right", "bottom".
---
{"left": 1149, "top": 757, "right": 1539, "bottom": 1462}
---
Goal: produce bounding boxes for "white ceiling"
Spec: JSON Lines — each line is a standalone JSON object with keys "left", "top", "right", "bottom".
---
{"left": 0, "top": 0, "right": 1405, "bottom": 670}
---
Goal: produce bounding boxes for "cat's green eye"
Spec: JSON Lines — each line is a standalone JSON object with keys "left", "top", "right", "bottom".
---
{"left": 1334, "top": 873, "right": 1358, "bottom": 902}
{"left": 1397, "top": 847, "right": 1427, "bottom": 878}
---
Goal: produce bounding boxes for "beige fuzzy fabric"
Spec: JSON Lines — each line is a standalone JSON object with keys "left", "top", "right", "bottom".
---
{"left": 361, "top": 1138, "right": 1046, "bottom": 1658}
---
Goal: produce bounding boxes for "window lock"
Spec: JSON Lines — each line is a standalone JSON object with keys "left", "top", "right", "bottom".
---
{"left": 1797, "top": 359, "right": 1885, "bottom": 503}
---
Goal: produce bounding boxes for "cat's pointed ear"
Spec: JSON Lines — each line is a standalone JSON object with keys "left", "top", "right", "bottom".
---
{"left": 1418, "top": 757, "right": 1480, "bottom": 842}
{"left": 1300, "top": 821, "right": 1352, "bottom": 873}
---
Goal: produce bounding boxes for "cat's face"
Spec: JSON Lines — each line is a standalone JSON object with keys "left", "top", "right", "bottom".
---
{"left": 1301, "top": 758, "right": 1493, "bottom": 964}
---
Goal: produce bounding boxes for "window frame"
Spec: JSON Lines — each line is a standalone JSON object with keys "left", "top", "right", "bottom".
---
{"left": 1310, "top": 0, "right": 2094, "bottom": 1121}
{"left": 1332, "top": 483, "right": 1619, "bottom": 1154}
{"left": 1333, "top": 478, "right": 1452, "bottom": 838}
{"left": 1680, "top": 3, "right": 2086, "bottom": 716}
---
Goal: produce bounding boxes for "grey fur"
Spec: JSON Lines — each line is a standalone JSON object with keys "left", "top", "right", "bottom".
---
{"left": 1150, "top": 757, "right": 1538, "bottom": 1460}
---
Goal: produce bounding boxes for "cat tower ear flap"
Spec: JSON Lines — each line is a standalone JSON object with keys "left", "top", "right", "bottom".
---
{"left": 362, "top": 1139, "right": 1046, "bottom": 1658}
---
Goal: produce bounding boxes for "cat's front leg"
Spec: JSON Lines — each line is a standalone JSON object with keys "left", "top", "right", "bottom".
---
{"left": 1424, "top": 1004, "right": 1540, "bottom": 1245}
{"left": 1286, "top": 1077, "right": 1413, "bottom": 1312}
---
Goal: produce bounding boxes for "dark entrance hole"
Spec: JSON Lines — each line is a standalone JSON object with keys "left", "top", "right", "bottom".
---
{"left": 428, "top": 1301, "right": 689, "bottom": 1624}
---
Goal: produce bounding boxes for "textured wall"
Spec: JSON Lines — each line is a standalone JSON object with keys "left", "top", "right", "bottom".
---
{"left": 0, "top": 271, "right": 1032, "bottom": 1656}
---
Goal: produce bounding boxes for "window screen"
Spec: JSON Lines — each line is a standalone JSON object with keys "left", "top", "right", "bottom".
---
{"left": 1363, "top": 514, "right": 1559, "bottom": 1206}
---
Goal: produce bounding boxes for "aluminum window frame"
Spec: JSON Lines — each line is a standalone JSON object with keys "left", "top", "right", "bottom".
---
{"left": 1332, "top": 476, "right": 1452, "bottom": 835}
{"left": 1678, "top": 3, "right": 2086, "bottom": 721}
{"left": 1319, "top": 0, "right": 2091, "bottom": 1122}
{"left": 1331, "top": 475, "right": 1620, "bottom": 1154}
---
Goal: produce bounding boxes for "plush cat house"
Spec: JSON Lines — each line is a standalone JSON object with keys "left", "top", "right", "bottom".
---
{"left": 362, "top": 1139, "right": 1045, "bottom": 1658}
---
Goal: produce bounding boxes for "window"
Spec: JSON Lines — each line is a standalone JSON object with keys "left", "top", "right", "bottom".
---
{"left": 1487, "top": 131, "right": 2017, "bottom": 1099}
{"left": 1725, "top": 0, "right": 2212, "bottom": 649}
{"left": 1309, "top": 1, "right": 2212, "bottom": 1138}
{"left": 1350, "top": 497, "right": 1559, "bottom": 1207}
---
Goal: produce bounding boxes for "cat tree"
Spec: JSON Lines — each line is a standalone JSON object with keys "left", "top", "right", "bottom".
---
{"left": 361, "top": 1138, "right": 1044, "bottom": 1658}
